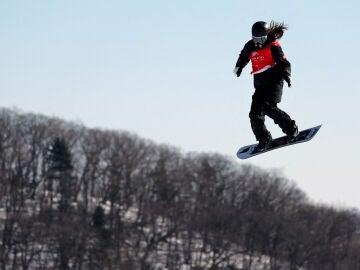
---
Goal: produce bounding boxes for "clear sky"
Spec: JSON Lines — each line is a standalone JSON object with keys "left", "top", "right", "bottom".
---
{"left": 1, "top": 0, "right": 360, "bottom": 208}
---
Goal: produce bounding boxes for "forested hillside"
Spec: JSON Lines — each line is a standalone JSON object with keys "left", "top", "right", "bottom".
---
{"left": 0, "top": 108, "right": 359, "bottom": 270}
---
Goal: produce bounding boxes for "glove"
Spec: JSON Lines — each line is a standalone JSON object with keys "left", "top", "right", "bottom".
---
{"left": 233, "top": 67, "right": 242, "bottom": 77}
{"left": 285, "top": 76, "right": 292, "bottom": 87}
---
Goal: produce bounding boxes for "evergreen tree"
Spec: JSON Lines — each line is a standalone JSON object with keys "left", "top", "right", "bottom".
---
{"left": 47, "top": 137, "right": 73, "bottom": 172}
{"left": 92, "top": 205, "right": 111, "bottom": 243}
{"left": 93, "top": 205, "right": 106, "bottom": 229}
{"left": 47, "top": 137, "right": 74, "bottom": 211}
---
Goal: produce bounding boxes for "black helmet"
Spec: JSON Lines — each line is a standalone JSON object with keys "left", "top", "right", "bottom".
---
{"left": 252, "top": 21, "right": 269, "bottom": 47}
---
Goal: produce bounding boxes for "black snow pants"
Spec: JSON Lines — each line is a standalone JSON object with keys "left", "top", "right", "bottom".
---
{"left": 249, "top": 87, "right": 296, "bottom": 142}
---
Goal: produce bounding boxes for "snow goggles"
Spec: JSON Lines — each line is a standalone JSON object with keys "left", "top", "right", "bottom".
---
{"left": 252, "top": 35, "right": 267, "bottom": 45}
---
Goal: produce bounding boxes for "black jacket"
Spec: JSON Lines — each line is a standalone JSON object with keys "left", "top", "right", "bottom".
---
{"left": 235, "top": 40, "right": 291, "bottom": 102}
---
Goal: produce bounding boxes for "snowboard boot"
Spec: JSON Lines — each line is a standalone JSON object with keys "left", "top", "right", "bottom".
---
{"left": 254, "top": 134, "right": 273, "bottom": 152}
{"left": 284, "top": 121, "right": 299, "bottom": 141}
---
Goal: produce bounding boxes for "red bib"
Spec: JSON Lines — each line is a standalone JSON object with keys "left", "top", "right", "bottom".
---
{"left": 249, "top": 41, "right": 279, "bottom": 74}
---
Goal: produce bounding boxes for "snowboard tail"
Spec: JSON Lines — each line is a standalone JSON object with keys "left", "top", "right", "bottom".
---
{"left": 236, "top": 125, "right": 322, "bottom": 160}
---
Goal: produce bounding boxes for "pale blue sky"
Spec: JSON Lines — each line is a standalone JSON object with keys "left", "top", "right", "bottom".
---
{"left": 1, "top": 0, "right": 360, "bottom": 207}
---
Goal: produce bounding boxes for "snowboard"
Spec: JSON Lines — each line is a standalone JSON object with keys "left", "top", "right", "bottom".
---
{"left": 236, "top": 125, "right": 322, "bottom": 159}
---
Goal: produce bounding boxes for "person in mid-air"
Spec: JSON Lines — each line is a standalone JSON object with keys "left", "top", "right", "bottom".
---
{"left": 234, "top": 21, "right": 298, "bottom": 151}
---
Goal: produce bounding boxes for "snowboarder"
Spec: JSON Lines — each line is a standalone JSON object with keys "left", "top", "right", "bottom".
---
{"left": 234, "top": 21, "right": 298, "bottom": 152}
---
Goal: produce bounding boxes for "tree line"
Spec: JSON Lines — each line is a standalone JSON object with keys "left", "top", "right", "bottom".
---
{"left": 0, "top": 108, "right": 359, "bottom": 270}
